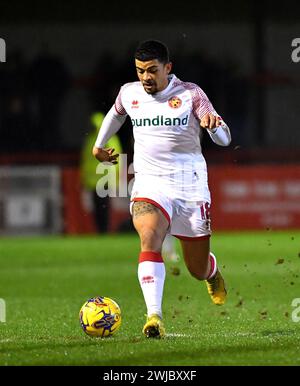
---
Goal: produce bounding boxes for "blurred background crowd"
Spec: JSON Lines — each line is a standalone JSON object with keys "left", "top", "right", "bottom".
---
{"left": 0, "top": 41, "right": 250, "bottom": 156}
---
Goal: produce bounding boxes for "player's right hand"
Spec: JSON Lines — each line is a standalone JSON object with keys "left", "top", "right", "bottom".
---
{"left": 200, "top": 113, "right": 222, "bottom": 130}
{"left": 92, "top": 146, "right": 119, "bottom": 164}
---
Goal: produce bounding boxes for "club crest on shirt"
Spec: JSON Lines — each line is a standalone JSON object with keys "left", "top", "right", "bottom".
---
{"left": 168, "top": 96, "right": 182, "bottom": 109}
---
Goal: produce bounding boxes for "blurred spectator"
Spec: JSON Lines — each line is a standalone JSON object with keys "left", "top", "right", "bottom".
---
{"left": 90, "top": 50, "right": 135, "bottom": 163}
{"left": 80, "top": 111, "right": 122, "bottom": 233}
{"left": 224, "top": 69, "right": 249, "bottom": 147}
{"left": 89, "top": 51, "right": 116, "bottom": 113}
{"left": 0, "top": 50, "right": 33, "bottom": 152}
{"left": 28, "top": 45, "right": 71, "bottom": 150}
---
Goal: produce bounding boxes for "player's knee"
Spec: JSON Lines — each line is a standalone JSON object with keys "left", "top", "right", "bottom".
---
{"left": 140, "top": 228, "right": 163, "bottom": 251}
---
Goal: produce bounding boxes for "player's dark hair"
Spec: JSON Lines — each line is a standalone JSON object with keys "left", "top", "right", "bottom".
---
{"left": 134, "top": 40, "right": 170, "bottom": 64}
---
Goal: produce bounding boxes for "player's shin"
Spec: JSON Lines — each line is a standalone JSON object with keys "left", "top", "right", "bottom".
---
{"left": 138, "top": 251, "right": 165, "bottom": 317}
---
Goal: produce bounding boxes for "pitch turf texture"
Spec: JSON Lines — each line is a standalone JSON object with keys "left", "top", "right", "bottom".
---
{"left": 0, "top": 231, "right": 300, "bottom": 366}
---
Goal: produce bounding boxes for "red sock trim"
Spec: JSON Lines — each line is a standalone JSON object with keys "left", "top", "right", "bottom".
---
{"left": 139, "top": 251, "right": 164, "bottom": 263}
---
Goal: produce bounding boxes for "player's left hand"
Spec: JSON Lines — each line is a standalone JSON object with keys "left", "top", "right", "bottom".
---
{"left": 200, "top": 113, "right": 221, "bottom": 130}
{"left": 92, "top": 146, "right": 119, "bottom": 164}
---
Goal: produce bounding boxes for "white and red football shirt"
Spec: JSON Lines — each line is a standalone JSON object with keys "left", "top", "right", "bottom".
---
{"left": 95, "top": 74, "right": 231, "bottom": 202}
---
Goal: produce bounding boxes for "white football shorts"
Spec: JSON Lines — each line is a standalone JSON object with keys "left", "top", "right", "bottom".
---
{"left": 130, "top": 178, "right": 211, "bottom": 240}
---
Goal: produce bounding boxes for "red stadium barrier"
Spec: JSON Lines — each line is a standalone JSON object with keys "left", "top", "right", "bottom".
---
{"left": 62, "top": 168, "right": 131, "bottom": 234}
{"left": 62, "top": 168, "right": 97, "bottom": 234}
{"left": 209, "top": 165, "right": 300, "bottom": 230}
{"left": 62, "top": 165, "right": 300, "bottom": 234}
{"left": 1, "top": 152, "right": 299, "bottom": 233}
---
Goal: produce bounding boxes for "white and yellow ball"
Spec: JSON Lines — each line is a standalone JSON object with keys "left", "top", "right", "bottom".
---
{"left": 79, "top": 296, "right": 121, "bottom": 337}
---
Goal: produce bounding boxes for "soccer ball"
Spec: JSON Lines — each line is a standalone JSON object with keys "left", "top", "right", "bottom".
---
{"left": 79, "top": 296, "right": 121, "bottom": 338}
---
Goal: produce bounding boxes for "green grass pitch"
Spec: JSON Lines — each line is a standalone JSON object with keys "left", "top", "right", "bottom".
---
{"left": 0, "top": 231, "right": 300, "bottom": 366}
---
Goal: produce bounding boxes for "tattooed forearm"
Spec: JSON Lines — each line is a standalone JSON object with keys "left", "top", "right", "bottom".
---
{"left": 132, "top": 202, "right": 159, "bottom": 219}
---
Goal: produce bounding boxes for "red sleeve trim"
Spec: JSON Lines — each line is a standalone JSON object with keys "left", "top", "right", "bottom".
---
{"left": 114, "top": 88, "right": 127, "bottom": 115}
{"left": 114, "top": 104, "right": 126, "bottom": 115}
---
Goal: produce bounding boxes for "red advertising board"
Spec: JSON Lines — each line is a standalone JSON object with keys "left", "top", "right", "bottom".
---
{"left": 209, "top": 165, "right": 300, "bottom": 230}
{"left": 62, "top": 165, "right": 300, "bottom": 233}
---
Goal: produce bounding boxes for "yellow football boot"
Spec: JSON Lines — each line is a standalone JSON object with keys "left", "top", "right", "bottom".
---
{"left": 206, "top": 269, "right": 227, "bottom": 305}
{"left": 143, "top": 314, "right": 165, "bottom": 338}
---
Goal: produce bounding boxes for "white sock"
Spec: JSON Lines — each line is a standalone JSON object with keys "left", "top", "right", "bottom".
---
{"left": 138, "top": 251, "right": 165, "bottom": 318}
